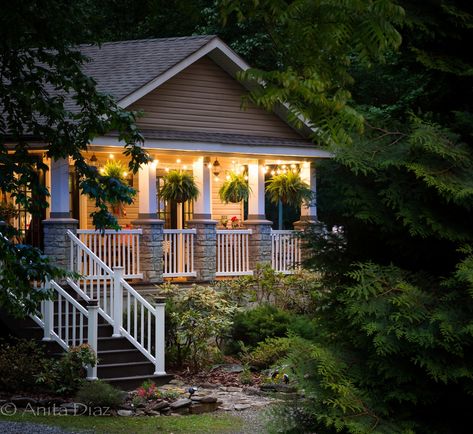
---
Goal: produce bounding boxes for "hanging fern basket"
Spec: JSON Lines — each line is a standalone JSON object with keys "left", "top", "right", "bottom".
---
{"left": 159, "top": 169, "right": 199, "bottom": 203}
{"left": 265, "top": 171, "right": 312, "bottom": 208}
{"left": 219, "top": 172, "right": 251, "bottom": 203}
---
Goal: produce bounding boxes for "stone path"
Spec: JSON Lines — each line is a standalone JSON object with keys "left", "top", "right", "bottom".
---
{"left": 162, "top": 380, "right": 278, "bottom": 413}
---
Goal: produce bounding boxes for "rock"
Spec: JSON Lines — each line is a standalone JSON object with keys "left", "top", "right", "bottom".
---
{"left": 135, "top": 410, "right": 146, "bottom": 416}
{"left": 60, "top": 402, "right": 86, "bottom": 414}
{"left": 226, "top": 386, "right": 243, "bottom": 393}
{"left": 169, "top": 398, "right": 192, "bottom": 409}
{"left": 219, "top": 405, "right": 233, "bottom": 411}
{"left": 169, "top": 412, "right": 182, "bottom": 417}
{"left": 198, "top": 382, "right": 219, "bottom": 389}
{"left": 11, "top": 397, "right": 38, "bottom": 407}
{"left": 189, "top": 402, "right": 219, "bottom": 414}
{"left": 220, "top": 363, "right": 244, "bottom": 373}
{"left": 169, "top": 379, "right": 185, "bottom": 386}
{"left": 117, "top": 409, "right": 133, "bottom": 417}
{"left": 147, "top": 410, "right": 161, "bottom": 416}
{"left": 147, "top": 401, "right": 169, "bottom": 411}
{"left": 199, "top": 396, "right": 217, "bottom": 403}
{"left": 234, "top": 404, "right": 252, "bottom": 411}
{"left": 245, "top": 387, "right": 265, "bottom": 396}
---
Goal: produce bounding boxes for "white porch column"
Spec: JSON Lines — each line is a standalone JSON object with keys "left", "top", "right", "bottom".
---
{"left": 43, "top": 157, "right": 77, "bottom": 271}
{"left": 299, "top": 161, "right": 317, "bottom": 222}
{"left": 138, "top": 161, "right": 157, "bottom": 219}
{"left": 247, "top": 159, "right": 266, "bottom": 220}
{"left": 192, "top": 157, "right": 212, "bottom": 219}
{"left": 134, "top": 160, "right": 164, "bottom": 283}
{"left": 244, "top": 159, "right": 272, "bottom": 270}
{"left": 50, "top": 157, "right": 70, "bottom": 218}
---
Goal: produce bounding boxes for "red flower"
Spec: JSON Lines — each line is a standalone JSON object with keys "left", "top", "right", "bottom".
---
{"left": 231, "top": 216, "right": 238, "bottom": 222}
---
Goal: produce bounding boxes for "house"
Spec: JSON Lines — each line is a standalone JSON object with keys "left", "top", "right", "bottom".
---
{"left": 2, "top": 36, "right": 329, "bottom": 387}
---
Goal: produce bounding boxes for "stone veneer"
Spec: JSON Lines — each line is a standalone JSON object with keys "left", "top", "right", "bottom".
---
{"left": 243, "top": 220, "right": 273, "bottom": 271}
{"left": 131, "top": 219, "right": 165, "bottom": 284}
{"left": 187, "top": 219, "right": 217, "bottom": 282}
{"left": 42, "top": 218, "right": 78, "bottom": 270}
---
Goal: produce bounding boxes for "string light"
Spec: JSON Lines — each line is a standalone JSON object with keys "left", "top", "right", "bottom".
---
{"left": 165, "top": 167, "right": 170, "bottom": 172}
{"left": 176, "top": 158, "right": 181, "bottom": 164}
{"left": 183, "top": 165, "right": 188, "bottom": 170}
{"left": 226, "top": 174, "right": 231, "bottom": 181}
{"left": 109, "top": 153, "right": 114, "bottom": 159}
{"left": 123, "top": 171, "right": 128, "bottom": 177}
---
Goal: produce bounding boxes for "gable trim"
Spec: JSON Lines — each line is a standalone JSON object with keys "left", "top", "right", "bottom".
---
{"left": 118, "top": 38, "right": 250, "bottom": 109}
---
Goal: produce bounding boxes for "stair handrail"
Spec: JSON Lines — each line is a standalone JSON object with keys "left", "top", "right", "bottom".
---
{"left": 66, "top": 230, "right": 166, "bottom": 375}
{"left": 31, "top": 279, "right": 99, "bottom": 380}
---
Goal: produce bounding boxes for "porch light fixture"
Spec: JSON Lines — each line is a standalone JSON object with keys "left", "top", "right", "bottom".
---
{"left": 89, "top": 153, "right": 98, "bottom": 167}
{"left": 212, "top": 158, "right": 221, "bottom": 177}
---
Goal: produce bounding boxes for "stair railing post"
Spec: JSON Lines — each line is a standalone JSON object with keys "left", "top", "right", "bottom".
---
{"left": 154, "top": 297, "right": 166, "bottom": 375}
{"left": 42, "top": 280, "right": 54, "bottom": 341}
{"left": 112, "top": 266, "right": 124, "bottom": 337}
{"left": 86, "top": 299, "right": 99, "bottom": 381}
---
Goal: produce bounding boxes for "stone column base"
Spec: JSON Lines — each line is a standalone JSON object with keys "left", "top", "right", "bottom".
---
{"left": 243, "top": 219, "right": 273, "bottom": 271}
{"left": 42, "top": 218, "right": 78, "bottom": 271}
{"left": 132, "top": 219, "right": 165, "bottom": 284}
{"left": 187, "top": 219, "right": 217, "bottom": 282}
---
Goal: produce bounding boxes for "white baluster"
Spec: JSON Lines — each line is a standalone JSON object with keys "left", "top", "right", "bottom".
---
{"left": 86, "top": 300, "right": 99, "bottom": 380}
{"left": 112, "top": 266, "right": 124, "bottom": 337}
{"left": 154, "top": 297, "right": 166, "bottom": 375}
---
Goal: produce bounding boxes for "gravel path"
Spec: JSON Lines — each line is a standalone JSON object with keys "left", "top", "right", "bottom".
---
{"left": 0, "top": 421, "right": 89, "bottom": 434}
{"left": 226, "top": 408, "right": 271, "bottom": 434}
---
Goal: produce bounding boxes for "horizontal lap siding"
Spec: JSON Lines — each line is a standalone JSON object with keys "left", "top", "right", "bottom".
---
{"left": 130, "top": 57, "right": 301, "bottom": 139}
{"left": 212, "top": 160, "right": 243, "bottom": 223}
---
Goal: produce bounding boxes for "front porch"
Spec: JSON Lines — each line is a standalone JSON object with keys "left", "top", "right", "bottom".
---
{"left": 39, "top": 149, "right": 318, "bottom": 283}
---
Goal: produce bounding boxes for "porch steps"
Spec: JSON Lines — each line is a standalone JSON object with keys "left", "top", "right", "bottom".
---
{"left": 0, "top": 292, "right": 172, "bottom": 391}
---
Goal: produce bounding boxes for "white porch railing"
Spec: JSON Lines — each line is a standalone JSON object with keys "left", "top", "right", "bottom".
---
{"left": 67, "top": 230, "right": 165, "bottom": 375}
{"left": 216, "top": 229, "right": 252, "bottom": 277}
{"left": 163, "top": 229, "right": 196, "bottom": 277}
{"left": 271, "top": 230, "right": 301, "bottom": 274}
{"left": 76, "top": 229, "right": 142, "bottom": 279}
{"left": 31, "top": 280, "right": 99, "bottom": 379}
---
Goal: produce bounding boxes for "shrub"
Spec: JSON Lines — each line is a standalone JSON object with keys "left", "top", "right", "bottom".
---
{"left": 243, "top": 336, "right": 292, "bottom": 369}
{"left": 76, "top": 380, "right": 124, "bottom": 409}
{"left": 0, "top": 338, "right": 48, "bottom": 392}
{"left": 159, "top": 284, "right": 237, "bottom": 370}
{"left": 226, "top": 304, "right": 293, "bottom": 354}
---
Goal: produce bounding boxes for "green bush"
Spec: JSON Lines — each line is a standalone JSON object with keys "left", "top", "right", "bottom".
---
{"left": 243, "top": 336, "right": 292, "bottom": 369}
{"left": 226, "top": 304, "right": 293, "bottom": 354}
{"left": 159, "top": 283, "right": 237, "bottom": 370}
{"left": 0, "top": 338, "right": 48, "bottom": 392}
{"left": 76, "top": 380, "right": 124, "bottom": 408}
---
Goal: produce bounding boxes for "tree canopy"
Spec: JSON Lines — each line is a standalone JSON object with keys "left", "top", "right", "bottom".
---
{"left": 0, "top": 0, "right": 150, "bottom": 315}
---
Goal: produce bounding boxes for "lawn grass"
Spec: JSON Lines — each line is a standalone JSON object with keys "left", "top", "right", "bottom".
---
{"left": 0, "top": 412, "right": 243, "bottom": 433}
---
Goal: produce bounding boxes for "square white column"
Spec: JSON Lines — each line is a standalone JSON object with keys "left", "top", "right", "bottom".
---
{"left": 247, "top": 159, "right": 266, "bottom": 220}
{"left": 138, "top": 161, "right": 157, "bottom": 219}
{"left": 50, "top": 157, "right": 70, "bottom": 218}
{"left": 300, "top": 161, "right": 317, "bottom": 221}
{"left": 192, "top": 157, "right": 212, "bottom": 220}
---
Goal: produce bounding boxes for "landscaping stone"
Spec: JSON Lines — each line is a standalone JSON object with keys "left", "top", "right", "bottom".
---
{"left": 234, "top": 404, "right": 252, "bottom": 411}
{"left": 147, "top": 401, "right": 169, "bottom": 411}
{"left": 169, "top": 398, "right": 192, "bottom": 409}
{"left": 11, "top": 397, "right": 38, "bottom": 407}
{"left": 199, "top": 396, "right": 217, "bottom": 403}
{"left": 117, "top": 409, "right": 133, "bottom": 417}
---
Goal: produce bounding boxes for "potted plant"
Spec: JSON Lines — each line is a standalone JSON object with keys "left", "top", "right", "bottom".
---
{"left": 219, "top": 172, "right": 251, "bottom": 203}
{"left": 266, "top": 171, "right": 312, "bottom": 229}
{"left": 101, "top": 160, "right": 132, "bottom": 216}
{"left": 159, "top": 170, "right": 199, "bottom": 203}
{"left": 265, "top": 171, "right": 312, "bottom": 208}
{"left": 230, "top": 215, "right": 240, "bottom": 229}
{"left": 220, "top": 215, "right": 229, "bottom": 228}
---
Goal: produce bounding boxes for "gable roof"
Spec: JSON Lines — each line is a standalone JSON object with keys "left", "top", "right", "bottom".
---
{"left": 78, "top": 35, "right": 314, "bottom": 139}
{"left": 79, "top": 35, "right": 216, "bottom": 104}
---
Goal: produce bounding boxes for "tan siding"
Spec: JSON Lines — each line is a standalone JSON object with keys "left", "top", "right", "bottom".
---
{"left": 130, "top": 57, "right": 301, "bottom": 139}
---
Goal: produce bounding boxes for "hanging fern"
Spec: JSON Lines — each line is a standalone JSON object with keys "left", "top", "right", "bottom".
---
{"left": 219, "top": 172, "right": 251, "bottom": 203}
{"left": 266, "top": 171, "right": 312, "bottom": 208}
{"left": 102, "top": 160, "right": 127, "bottom": 181}
{"left": 159, "top": 170, "right": 199, "bottom": 203}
